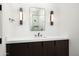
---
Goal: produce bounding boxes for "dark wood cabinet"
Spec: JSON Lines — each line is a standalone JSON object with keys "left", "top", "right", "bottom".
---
{"left": 7, "top": 43, "right": 29, "bottom": 56}
{"left": 29, "top": 42, "right": 43, "bottom": 56}
{"left": 55, "top": 40, "right": 69, "bottom": 56}
{"left": 43, "top": 41, "right": 55, "bottom": 56}
{"left": 6, "top": 40, "right": 69, "bottom": 56}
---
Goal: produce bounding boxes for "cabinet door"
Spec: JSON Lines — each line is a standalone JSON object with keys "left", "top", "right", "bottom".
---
{"left": 43, "top": 41, "right": 55, "bottom": 56}
{"left": 55, "top": 40, "right": 69, "bottom": 56}
{"left": 29, "top": 42, "right": 43, "bottom": 56}
{"left": 6, "top": 43, "right": 29, "bottom": 56}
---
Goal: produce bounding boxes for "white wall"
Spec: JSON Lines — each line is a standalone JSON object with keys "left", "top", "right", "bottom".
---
{"left": 58, "top": 3, "right": 79, "bottom": 56}
{"left": 2, "top": 3, "right": 62, "bottom": 41}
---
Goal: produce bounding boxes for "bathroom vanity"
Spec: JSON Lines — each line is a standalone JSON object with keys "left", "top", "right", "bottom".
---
{"left": 6, "top": 38, "right": 69, "bottom": 56}
{"left": 1, "top": 4, "right": 69, "bottom": 56}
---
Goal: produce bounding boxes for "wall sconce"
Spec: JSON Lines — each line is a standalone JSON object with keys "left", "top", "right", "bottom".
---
{"left": 50, "top": 11, "right": 54, "bottom": 25}
{"left": 19, "top": 8, "right": 23, "bottom": 25}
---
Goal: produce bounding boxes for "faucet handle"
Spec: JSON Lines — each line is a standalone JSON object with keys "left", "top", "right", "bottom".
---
{"left": 40, "top": 34, "right": 42, "bottom": 37}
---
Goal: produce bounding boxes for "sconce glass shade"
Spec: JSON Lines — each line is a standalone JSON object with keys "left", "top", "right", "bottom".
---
{"left": 19, "top": 8, "right": 23, "bottom": 25}
{"left": 51, "top": 14, "right": 54, "bottom": 22}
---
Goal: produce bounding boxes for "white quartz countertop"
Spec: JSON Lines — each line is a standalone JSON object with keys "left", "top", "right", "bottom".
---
{"left": 6, "top": 36, "right": 69, "bottom": 44}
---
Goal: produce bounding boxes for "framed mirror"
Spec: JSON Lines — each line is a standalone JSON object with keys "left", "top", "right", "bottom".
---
{"left": 29, "top": 7, "right": 45, "bottom": 31}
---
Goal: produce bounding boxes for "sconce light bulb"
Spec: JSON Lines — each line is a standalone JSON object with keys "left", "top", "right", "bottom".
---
{"left": 19, "top": 8, "right": 23, "bottom": 21}
{"left": 51, "top": 14, "right": 54, "bottom": 22}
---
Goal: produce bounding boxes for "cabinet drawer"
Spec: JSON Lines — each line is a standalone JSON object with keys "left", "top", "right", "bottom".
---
{"left": 43, "top": 41, "right": 55, "bottom": 56}
{"left": 55, "top": 40, "right": 69, "bottom": 56}
{"left": 29, "top": 42, "right": 43, "bottom": 56}
{"left": 6, "top": 43, "right": 29, "bottom": 56}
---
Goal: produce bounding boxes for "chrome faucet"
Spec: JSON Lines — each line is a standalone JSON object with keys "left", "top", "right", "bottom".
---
{"left": 34, "top": 32, "right": 42, "bottom": 37}
{"left": 38, "top": 32, "right": 40, "bottom": 37}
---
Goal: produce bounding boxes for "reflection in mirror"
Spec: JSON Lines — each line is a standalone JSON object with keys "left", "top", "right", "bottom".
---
{"left": 30, "top": 7, "right": 45, "bottom": 31}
